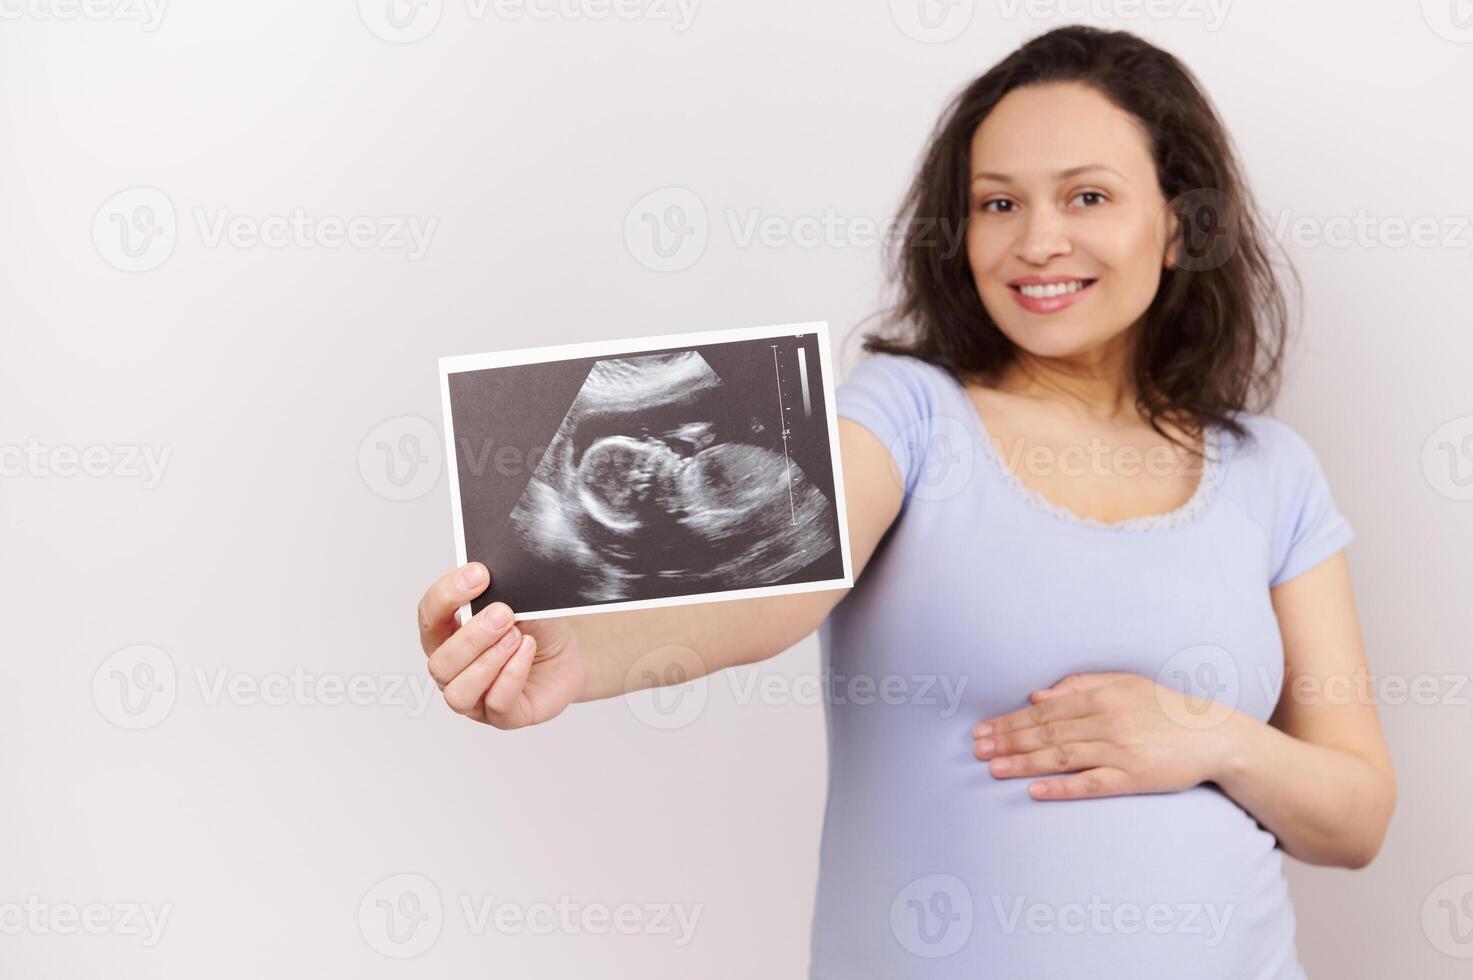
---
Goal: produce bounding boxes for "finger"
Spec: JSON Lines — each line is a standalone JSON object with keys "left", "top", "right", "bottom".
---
{"left": 483, "top": 634, "right": 536, "bottom": 727}
{"left": 441, "top": 621, "right": 525, "bottom": 716}
{"left": 513, "top": 639, "right": 583, "bottom": 730}
{"left": 1031, "top": 672, "right": 1125, "bottom": 701}
{"left": 973, "top": 691, "right": 1098, "bottom": 738}
{"left": 1027, "top": 767, "right": 1133, "bottom": 801}
{"left": 427, "top": 601, "right": 517, "bottom": 689}
{"left": 985, "top": 740, "right": 1114, "bottom": 779}
{"left": 973, "top": 717, "right": 1103, "bottom": 759}
{"left": 419, "top": 563, "right": 490, "bottom": 656}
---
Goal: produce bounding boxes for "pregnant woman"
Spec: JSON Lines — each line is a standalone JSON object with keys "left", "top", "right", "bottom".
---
{"left": 416, "top": 26, "right": 1395, "bottom": 978}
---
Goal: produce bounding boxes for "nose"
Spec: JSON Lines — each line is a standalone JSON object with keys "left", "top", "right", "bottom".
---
{"left": 1014, "top": 205, "right": 1072, "bottom": 265}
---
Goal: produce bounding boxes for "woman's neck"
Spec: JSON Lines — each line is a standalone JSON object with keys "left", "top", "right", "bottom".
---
{"left": 992, "top": 343, "right": 1140, "bottom": 427}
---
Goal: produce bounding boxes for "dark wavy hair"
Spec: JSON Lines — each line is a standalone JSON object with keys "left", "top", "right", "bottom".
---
{"left": 859, "top": 24, "right": 1294, "bottom": 456}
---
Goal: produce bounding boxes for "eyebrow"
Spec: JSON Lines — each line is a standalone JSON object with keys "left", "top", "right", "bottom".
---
{"left": 970, "top": 164, "right": 1126, "bottom": 185}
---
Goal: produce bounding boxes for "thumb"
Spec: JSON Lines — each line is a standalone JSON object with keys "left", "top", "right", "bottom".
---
{"left": 1030, "top": 671, "right": 1128, "bottom": 701}
{"left": 513, "top": 613, "right": 574, "bottom": 658}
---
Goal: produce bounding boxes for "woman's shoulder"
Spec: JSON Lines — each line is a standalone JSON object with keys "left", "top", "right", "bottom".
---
{"left": 1218, "top": 409, "right": 1325, "bottom": 471}
{"left": 835, "top": 352, "right": 972, "bottom": 503}
{"left": 837, "top": 352, "right": 963, "bottom": 422}
{"left": 1221, "top": 412, "right": 1354, "bottom": 585}
{"left": 842, "top": 351, "right": 957, "bottom": 388}
{"left": 1218, "top": 409, "right": 1348, "bottom": 526}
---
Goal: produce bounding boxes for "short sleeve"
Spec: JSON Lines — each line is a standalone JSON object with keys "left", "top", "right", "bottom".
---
{"left": 1268, "top": 424, "right": 1355, "bottom": 587}
{"left": 834, "top": 353, "right": 935, "bottom": 503}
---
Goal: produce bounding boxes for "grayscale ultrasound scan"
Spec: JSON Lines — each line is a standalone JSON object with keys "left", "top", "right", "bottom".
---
{"left": 441, "top": 324, "right": 852, "bottom": 619}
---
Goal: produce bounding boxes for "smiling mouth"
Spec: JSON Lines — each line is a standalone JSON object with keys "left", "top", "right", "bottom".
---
{"left": 1009, "top": 278, "right": 1098, "bottom": 299}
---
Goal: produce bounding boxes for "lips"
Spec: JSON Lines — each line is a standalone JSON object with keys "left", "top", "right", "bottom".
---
{"left": 1006, "top": 277, "right": 1099, "bottom": 314}
{"left": 1007, "top": 276, "right": 1098, "bottom": 293}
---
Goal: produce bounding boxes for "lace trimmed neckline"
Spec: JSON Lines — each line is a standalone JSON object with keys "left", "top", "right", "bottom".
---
{"left": 962, "top": 390, "right": 1227, "bottom": 533}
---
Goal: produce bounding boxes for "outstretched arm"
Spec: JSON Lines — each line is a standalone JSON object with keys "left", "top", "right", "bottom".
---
{"left": 418, "top": 417, "right": 907, "bottom": 726}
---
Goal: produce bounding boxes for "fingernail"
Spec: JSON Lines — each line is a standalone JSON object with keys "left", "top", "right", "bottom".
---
{"left": 487, "top": 603, "right": 511, "bottom": 629}
{"left": 973, "top": 722, "right": 992, "bottom": 737}
{"left": 460, "top": 564, "right": 485, "bottom": 589}
{"left": 976, "top": 739, "right": 995, "bottom": 755}
{"left": 992, "top": 757, "right": 1012, "bottom": 774}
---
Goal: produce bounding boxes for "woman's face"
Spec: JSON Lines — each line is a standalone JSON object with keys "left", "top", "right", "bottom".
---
{"left": 966, "top": 81, "right": 1176, "bottom": 366}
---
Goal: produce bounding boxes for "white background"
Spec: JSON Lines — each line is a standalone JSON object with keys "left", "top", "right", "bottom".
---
{"left": 2, "top": 1, "right": 1471, "bottom": 977}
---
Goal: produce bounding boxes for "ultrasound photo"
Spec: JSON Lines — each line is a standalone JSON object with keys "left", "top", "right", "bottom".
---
{"left": 438, "top": 322, "right": 852, "bottom": 621}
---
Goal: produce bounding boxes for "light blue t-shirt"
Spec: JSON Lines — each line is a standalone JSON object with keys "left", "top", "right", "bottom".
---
{"left": 810, "top": 352, "right": 1354, "bottom": 979}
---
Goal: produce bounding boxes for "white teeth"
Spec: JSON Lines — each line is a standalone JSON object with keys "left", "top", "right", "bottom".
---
{"left": 1018, "top": 279, "right": 1090, "bottom": 299}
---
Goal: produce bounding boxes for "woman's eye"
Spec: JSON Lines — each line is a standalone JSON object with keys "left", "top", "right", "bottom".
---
{"left": 1073, "top": 191, "right": 1107, "bottom": 207}
{"left": 978, "top": 199, "right": 1014, "bottom": 214}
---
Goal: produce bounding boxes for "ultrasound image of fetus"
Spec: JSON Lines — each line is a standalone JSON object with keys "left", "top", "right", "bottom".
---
{"left": 508, "top": 350, "right": 838, "bottom": 603}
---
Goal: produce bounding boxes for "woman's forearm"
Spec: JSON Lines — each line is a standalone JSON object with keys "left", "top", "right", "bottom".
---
{"left": 1210, "top": 712, "right": 1396, "bottom": 869}
{"left": 569, "top": 588, "right": 845, "bottom": 702}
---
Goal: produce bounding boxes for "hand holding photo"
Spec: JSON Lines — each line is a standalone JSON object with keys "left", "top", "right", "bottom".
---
{"left": 438, "top": 321, "right": 853, "bottom": 621}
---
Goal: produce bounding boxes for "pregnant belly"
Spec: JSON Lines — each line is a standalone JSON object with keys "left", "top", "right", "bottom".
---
{"left": 809, "top": 724, "right": 1304, "bottom": 980}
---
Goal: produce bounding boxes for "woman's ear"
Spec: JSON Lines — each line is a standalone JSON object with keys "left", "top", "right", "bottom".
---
{"left": 1162, "top": 208, "right": 1181, "bottom": 270}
